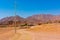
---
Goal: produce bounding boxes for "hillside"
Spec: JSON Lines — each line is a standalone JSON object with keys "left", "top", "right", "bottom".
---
{"left": 0, "top": 15, "right": 25, "bottom": 26}
{"left": 26, "top": 14, "right": 60, "bottom": 25}
{"left": 0, "top": 14, "right": 60, "bottom": 26}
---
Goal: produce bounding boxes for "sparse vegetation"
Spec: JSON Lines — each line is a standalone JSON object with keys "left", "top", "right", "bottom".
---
{"left": 0, "top": 14, "right": 60, "bottom": 28}
{"left": 8, "top": 21, "right": 13, "bottom": 25}
{"left": 38, "top": 23, "right": 42, "bottom": 25}
{"left": 0, "top": 25, "right": 6, "bottom": 28}
{"left": 21, "top": 23, "right": 28, "bottom": 26}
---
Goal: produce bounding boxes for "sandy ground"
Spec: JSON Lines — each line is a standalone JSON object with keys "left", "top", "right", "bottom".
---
{"left": 0, "top": 29, "right": 60, "bottom": 40}
{"left": 0, "top": 23, "right": 60, "bottom": 40}
{"left": 9, "top": 29, "right": 60, "bottom": 40}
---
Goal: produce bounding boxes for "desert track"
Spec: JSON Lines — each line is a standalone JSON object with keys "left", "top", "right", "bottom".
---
{"left": 0, "top": 29, "right": 60, "bottom": 40}
{"left": 9, "top": 29, "right": 60, "bottom": 40}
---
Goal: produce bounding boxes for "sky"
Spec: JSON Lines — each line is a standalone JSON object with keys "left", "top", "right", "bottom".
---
{"left": 0, "top": 0, "right": 60, "bottom": 18}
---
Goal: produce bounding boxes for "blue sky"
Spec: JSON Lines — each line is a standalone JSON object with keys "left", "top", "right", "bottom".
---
{"left": 0, "top": 0, "right": 60, "bottom": 18}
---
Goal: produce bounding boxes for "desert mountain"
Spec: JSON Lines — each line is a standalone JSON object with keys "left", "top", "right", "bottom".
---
{"left": 0, "top": 15, "right": 25, "bottom": 25}
{"left": 26, "top": 14, "right": 60, "bottom": 25}
{"left": 0, "top": 14, "right": 60, "bottom": 25}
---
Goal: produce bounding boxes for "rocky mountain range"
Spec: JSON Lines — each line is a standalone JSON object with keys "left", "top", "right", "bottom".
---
{"left": 0, "top": 14, "right": 60, "bottom": 25}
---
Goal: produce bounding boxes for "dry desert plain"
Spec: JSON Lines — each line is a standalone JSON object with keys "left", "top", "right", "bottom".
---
{"left": 0, "top": 23, "right": 60, "bottom": 40}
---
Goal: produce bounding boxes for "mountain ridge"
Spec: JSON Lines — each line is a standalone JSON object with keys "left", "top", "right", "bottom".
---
{"left": 0, "top": 14, "right": 60, "bottom": 25}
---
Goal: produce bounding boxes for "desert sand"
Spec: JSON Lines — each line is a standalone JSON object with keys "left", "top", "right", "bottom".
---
{"left": 0, "top": 23, "right": 60, "bottom": 40}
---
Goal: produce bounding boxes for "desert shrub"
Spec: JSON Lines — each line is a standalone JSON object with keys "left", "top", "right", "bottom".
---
{"left": 8, "top": 21, "right": 13, "bottom": 25}
{"left": 20, "top": 23, "right": 27, "bottom": 28}
{"left": 0, "top": 25, "right": 7, "bottom": 28}
{"left": 58, "top": 21, "right": 60, "bottom": 23}
{"left": 20, "top": 23, "right": 34, "bottom": 29}
{"left": 38, "top": 23, "right": 42, "bottom": 25}
{"left": 21, "top": 23, "right": 28, "bottom": 26}
{"left": 46, "top": 22, "right": 49, "bottom": 24}
{"left": 28, "top": 24, "right": 34, "bottom": 26}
